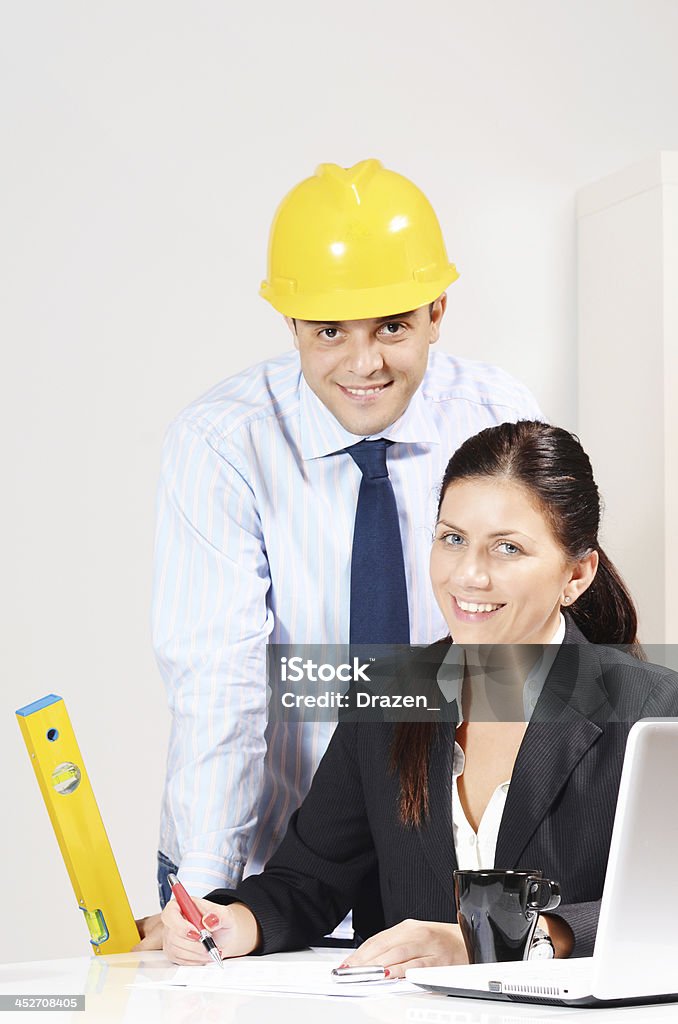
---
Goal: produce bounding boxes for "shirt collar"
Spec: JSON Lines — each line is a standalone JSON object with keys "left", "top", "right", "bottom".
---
{"left": 437, "top": 613, "right": 567, "bottom": 723}
{"left": 298, "top": 372, "right": 440, "bottom": 461}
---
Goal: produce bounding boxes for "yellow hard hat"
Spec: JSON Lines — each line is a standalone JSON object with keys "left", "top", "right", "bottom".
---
{"left": 260, "top": 159, "right": 459, "bottom": 320}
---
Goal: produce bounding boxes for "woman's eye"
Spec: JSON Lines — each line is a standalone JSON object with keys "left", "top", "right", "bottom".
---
{"left": 497, "top": 541, "right": 521, "bottom": 555}
{"left": 442, "top": 533, "right": 465, "bottom": 546}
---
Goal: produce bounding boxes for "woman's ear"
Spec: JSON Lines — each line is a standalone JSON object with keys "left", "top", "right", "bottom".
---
{"left": 562, "top": 549, "right": 599, "bottom": 606}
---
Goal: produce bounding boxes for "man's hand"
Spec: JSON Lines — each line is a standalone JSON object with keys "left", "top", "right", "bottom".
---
{"left": 133, "top": 913, "right": 163, "bottom": 950}
{"left": 341, "top": 919, "right": 469, "bottom": 979}
{"left": 154, "top": 897, "right": 261, "bottom": 965}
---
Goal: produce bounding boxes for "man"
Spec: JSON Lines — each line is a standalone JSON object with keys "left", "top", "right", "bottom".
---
{"left": 150, "top": 159, "right": 541, "bottom": 911}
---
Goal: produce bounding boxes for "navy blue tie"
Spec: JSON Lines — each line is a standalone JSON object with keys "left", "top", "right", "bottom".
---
{"left": 346, "top": 439, "right": 410, "bottom": 645}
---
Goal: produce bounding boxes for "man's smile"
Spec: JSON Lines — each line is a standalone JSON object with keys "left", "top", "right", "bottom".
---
{"left": 336, "top": 382, "right": 394, "bottom": 401}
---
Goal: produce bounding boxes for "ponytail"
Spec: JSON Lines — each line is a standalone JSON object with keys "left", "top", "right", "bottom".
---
{"left": 569, "top": 547, "right": 643, "bottom": 656}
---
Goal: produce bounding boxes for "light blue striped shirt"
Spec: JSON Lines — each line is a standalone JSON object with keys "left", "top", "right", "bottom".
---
{"left": 152, "top": 348, "right": 542, "bottom": 894}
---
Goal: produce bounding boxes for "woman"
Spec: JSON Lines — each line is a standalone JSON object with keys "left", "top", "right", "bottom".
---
{"left": 154, "top": 421, "right": 678, "bottom": 972}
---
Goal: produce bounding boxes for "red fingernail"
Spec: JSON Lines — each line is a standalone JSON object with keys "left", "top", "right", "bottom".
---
{"left": 187, "top": 928, "right": 200, "bottom": 940}
{"left": 384, "top": 968, "right": 390, "bottom": 978}
{"left": 337, "top": 963, "right": 349, "bottom": 969}
{"left": 203, "top": 913, "right": 220, "bottom": 929}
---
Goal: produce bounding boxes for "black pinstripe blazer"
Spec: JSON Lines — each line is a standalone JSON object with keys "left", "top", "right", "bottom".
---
{"left": 208, "top": 618, "right": 678, "bottom": 957}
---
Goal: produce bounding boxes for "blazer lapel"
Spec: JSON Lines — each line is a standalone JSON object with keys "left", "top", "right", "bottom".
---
{"left": 495, "top": 707, "right": 602, "bottom": 868}
{"left": 495, "top": 631, "right": 606, "bottom": 868}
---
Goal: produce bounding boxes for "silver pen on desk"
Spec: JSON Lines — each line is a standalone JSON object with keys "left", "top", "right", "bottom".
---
{"left": 331, "top": 965, "right": 390, "bottom": 982}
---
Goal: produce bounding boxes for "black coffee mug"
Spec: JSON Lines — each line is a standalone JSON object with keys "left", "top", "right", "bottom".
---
{"left": 454, "top": 868, "right": 561, "bottom": 964}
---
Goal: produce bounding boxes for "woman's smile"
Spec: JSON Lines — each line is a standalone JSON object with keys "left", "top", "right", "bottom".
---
{"left": 451, "top": 596, "right": 506, "bottom": 622}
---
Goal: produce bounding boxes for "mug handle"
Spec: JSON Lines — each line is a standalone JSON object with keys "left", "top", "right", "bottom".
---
{"left": 525, "top": 877, "right": 561, "bottom": 913}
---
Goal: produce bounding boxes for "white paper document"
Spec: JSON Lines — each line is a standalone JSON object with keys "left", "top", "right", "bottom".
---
{"left": 151, "top": 959, "right": 419, "bottom": 998}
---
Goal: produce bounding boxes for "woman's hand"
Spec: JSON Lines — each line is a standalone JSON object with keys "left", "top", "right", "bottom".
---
{"left": 150, "top": 898, "right": 261, "bottom": 965}
{"left": 539, "top": 914, "right": 574, "bottom": 958}
{"left": 342, "top": 919, "right": 469, "bottom": 979}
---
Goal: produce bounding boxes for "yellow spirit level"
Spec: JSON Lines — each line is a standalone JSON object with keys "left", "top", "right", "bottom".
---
{"left": 16, "top": 694, "right": 139, "bottom": 954}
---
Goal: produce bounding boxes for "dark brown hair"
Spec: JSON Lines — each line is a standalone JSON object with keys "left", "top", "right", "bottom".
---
{"left": 392, "top": 420, "right": 641, "bottom": 826}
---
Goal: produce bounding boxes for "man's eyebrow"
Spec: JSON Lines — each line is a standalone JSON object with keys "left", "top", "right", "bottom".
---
{"left": 301, "top": 310, "right": 418, "bottom": 327}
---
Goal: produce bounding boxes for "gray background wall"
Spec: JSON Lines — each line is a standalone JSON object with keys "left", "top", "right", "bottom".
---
{"left": 2, "top": 0, "right": 677, "bottom": 963}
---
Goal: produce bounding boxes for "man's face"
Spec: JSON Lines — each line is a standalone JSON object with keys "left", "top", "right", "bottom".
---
{"left": 288, "top": 295, "right": 446, "bottom": 436}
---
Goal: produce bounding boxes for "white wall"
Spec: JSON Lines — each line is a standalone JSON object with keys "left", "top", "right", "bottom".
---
{"left": 2, "top": 0, "right": 678, "bottom": 963}
{"left": 577, "top": 155, "right": 678, "bottom": 645}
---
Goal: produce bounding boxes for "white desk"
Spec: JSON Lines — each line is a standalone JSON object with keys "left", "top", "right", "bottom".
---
{"left": 2, "top": 948, "right": 678, "bottom": 1024}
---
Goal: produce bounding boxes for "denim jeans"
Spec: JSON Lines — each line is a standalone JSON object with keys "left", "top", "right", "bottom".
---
{"left": 157, "top": 850, "right": 179, "bottom": 909}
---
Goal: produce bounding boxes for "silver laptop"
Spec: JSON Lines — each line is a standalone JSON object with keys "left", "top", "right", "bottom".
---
{"left": 407, "top": 718, "right": 678, "bottom": 1007}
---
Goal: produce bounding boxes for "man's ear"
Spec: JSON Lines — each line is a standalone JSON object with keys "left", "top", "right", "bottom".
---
{"left": 429, "top": 292, "right": 447, "bottom": 345}
{"left": 563, "top": 549, "right": 599, "bottom": 606}
{"left": 284, "top": 316, "right": 300, "bottom": 349}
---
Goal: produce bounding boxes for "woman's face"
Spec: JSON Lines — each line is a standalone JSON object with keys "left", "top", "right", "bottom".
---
{"left": 430, "top": 476, "right": 591, "bottom": 645}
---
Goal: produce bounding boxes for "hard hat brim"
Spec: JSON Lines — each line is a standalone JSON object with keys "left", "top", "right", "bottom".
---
{"left": 260, "top": 266, "right": 459, "bottom": 321}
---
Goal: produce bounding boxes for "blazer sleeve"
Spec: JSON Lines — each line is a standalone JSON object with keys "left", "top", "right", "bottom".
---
{"left": 547, "top": 671, "right": 678, "bottom": 958}
{"left": 205, "top": 721, "right": 377, "bottom": 953}
{"left": 547, "top": 902, "right": 599, "bottom": 958}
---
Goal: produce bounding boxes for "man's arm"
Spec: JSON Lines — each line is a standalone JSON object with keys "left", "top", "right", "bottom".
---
{"left": 152, "top": 416, "right": 273, "bottom": 894}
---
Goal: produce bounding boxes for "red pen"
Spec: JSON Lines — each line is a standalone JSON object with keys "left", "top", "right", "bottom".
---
{"left": 168, "top": 873, "right": 223, "bottom": 968}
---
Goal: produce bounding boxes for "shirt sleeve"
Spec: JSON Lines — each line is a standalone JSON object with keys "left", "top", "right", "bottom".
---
{"left": 151, "top": 416, "right": 273, "bottom": 894}
{"left": 450, "top": 357, "right": 545, "bottom": 426}
{"left": 506, "top": 376, "right": 544, "bottom": 423}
